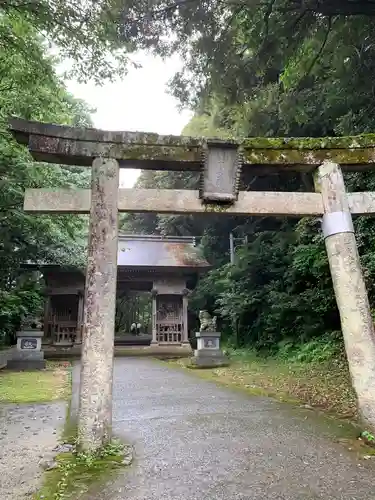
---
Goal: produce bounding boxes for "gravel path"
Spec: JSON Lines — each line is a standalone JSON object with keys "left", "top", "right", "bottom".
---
{"left": 71, "top": 358, "right": 375, "bottom": 500}
{"left": 0, "top": 401, "right": 66, "bottom": 500}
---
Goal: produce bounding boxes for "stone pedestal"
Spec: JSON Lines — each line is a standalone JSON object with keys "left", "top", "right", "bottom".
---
{"left": 191, "top": 331, "right": 229, "bottom": 368}
{"left": 7, "top": 330, "right": 46, "bottom": 370}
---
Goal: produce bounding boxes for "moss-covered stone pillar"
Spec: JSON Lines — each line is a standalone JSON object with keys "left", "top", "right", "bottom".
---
{"left": 78, "top": 157, "right": 119, "bottom": 452}
{"left": 315, "top": 160, "right": 375, "bottom": 430}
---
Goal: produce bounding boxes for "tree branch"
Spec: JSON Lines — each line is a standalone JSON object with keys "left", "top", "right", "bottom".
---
{"left": 286, "top": 0, "right": 375, "bottom": 17}
{"left": 293, "top": 14, "right": 336, "bottom": 91}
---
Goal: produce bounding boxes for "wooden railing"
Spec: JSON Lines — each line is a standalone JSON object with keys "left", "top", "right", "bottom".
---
{"left": 156, "top": 321, "right": 182, "bottom": 343}
{"left": 52, "top": 321, "right": 77, "bottom": 345}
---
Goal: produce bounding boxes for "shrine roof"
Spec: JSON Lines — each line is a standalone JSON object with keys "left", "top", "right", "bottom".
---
{"left": 117, "top": 234, "right": 210, "bottom": 270}
{"left": 22, "top": 234, "right": 211, "bottom": 272}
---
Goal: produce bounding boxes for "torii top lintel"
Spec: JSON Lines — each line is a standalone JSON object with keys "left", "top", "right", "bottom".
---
{"left": 9, "top": 117, "right": 375, "bottom": 172}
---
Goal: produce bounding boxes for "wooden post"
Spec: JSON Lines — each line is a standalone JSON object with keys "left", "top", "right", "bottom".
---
{"left": 78, "top": 158, "right": 119, "bottom": 452}
{"left": 43, "top": 294, "right": 51, "bottom": 344}
{"left": 182, "top": 294, "right": 189, "bottom": 343}
{"left": 315, "top": 161, "right": 375, "bottom": 429}
{"left": 151, "top": 292, "right": 157, "bottom": 344}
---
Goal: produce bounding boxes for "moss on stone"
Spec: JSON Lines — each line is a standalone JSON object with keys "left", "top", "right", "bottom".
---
{"left": 244, "top": 147, "right": 375, "bottom": 167}
{"left": 10, "top": 117, "right": 205, "bottom": 147}
{"left": 34, "top": 443, "right": 131, "bottom": 500}
{"left": 11, "top": 117, "right": 375, "bottom": 151}
{"left": 34, "top": 419, "right": 132, "bottom": 500}
{"left": 12, "top": 117, "right": 375, "bottom": 171}
{"left": 115, "top": 144, "right": 201, "bottom": 162}
{"left": 241, "top": 134, "right": 375, "bottom": 150}
{"left": 203, "top": 203, "right": 231, "bottom": 213}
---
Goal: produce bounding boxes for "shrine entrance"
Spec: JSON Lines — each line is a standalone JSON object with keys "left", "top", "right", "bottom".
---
{"left": 48, "top": 294, "right": 80, "bottom": 345}
{"left": 115, "top": 234, "right": 209, "bottom": 346}
{"left": 24, "top": 234, "right": 209, "bottom": 348}
{"left": 10, "top": 116, "right": 375, "bottom": 449}
{"left": 155, "top": 295, "right": 183, "bottom": 344}
{"left": 115, "top": 291, "right": 152, "bottom": 337}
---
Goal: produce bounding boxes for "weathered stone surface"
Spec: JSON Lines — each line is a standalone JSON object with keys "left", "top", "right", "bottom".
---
{"left": 24, "top": 188, "right": 325, "bottom": 216}
{"left": 198, "top": 310, "right": 217, "bottom": 331}
{"left": 78, "top": 157, "right": 119, "bottom": 452}
{"left": 8, "top": 329, "right": 45, "bottom": 370}
{"left": 10, "top": 117, "right": 375, "bottom": 171}
{"left": 39, "top": 459, "right": 58, "bottom": 471}
{"left": 24, "top": 188, "right": 91, "bottom": 213}
{"left": 0, "top": 348, "right": 14, "bottom": 370}
{"left": 15, "top": 330, "right": 43, "bottom": 351}
{"left": 315, "top": 161, "right": 375, "bottom": 431}
{"left": 190, "top": 355, "right": 229, "bottom": 368}
{"left": 348, "top": 191, "right": 375, "bottom": 214}
{"left": 52, "top": 443, "right": 75, "bottom": 453}
{"left": 9, "top": 117, "right": 205, "bottom": 146}
{"left": 245, "top": 147, "right": 375, "bottom": 168}
{"left": 10, "top": 116, "right": 375, "bottom": 150}
{"left": 26, "top": 187, "right": 375, "bottom": 216}
{"left": 194, "top": 348, "right": 223, "bottom": 357}
{"left": 193, "top": 331, "right": 229, "bottom": 368}
{"left": 200, "top": 143, "right": 241, "bottom": 202}
{"left": 28, "top": 134, "right": 202, "bottom": 167}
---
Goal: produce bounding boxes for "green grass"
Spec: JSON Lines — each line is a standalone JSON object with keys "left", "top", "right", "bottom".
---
{"left": 0, "top": 361, "right": 71, "bottom": 404}
{"left": 171, "top": 348, "right": 358, "bottom": 420}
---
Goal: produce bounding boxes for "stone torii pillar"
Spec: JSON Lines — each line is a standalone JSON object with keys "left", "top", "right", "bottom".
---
{"left": 315, "top": 161, "right": 375, "bottom": 428}
{"left": 78, "top": 157, "right": 119, "bottom": 452}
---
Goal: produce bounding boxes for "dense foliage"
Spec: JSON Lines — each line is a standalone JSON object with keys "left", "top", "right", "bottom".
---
{"left": 3, "top": 0, "right": 375, "bottom": 354}
{"left": 122, "top": 2, "right": 375, "bottom": 352}
{"left": 0, "top": 0, "right": 135, "bottom": 83}
{"left": 0, "top": 15, "right": 92, "bottom": 345}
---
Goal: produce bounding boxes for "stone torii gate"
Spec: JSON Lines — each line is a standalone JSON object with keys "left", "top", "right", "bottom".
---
{"left": 9, "top": 117, "right": 375, "bottom": 451}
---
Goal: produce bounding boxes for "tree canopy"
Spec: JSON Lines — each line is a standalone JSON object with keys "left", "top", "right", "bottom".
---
{"left": 0, "top": 12, "right": 93, "bottom": 345}
{"left": 3, "top": 0, "right": 375, "bottom": 356}
{"left": 0, "top": 0, "right": 136, "bottom": 83}
{"left": 121, "top": 0, "right": 375, "bottom": 352}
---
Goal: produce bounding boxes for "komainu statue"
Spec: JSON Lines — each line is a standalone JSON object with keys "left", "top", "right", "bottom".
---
{"left": 21, "top": 315, "right": 43, "bottom": 331}
{"left": 199, "top": 310, "right": 217, "bottom": 332}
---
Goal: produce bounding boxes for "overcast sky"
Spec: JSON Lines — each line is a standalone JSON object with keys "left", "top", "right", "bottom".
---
{"left": 65, "top": 52, "right": 192, "bottom": 188}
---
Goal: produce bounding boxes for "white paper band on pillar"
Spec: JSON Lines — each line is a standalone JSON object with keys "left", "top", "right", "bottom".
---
{"left": 322, "top": 211, "right": 354, "bottom": 239}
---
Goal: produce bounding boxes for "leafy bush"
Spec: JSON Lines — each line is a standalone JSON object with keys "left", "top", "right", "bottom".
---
{"left": 277, "top": 335, "right": 343, "bottom": 363}
{"left": 0, "top": 281, "right": 43, "bottom": 346}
